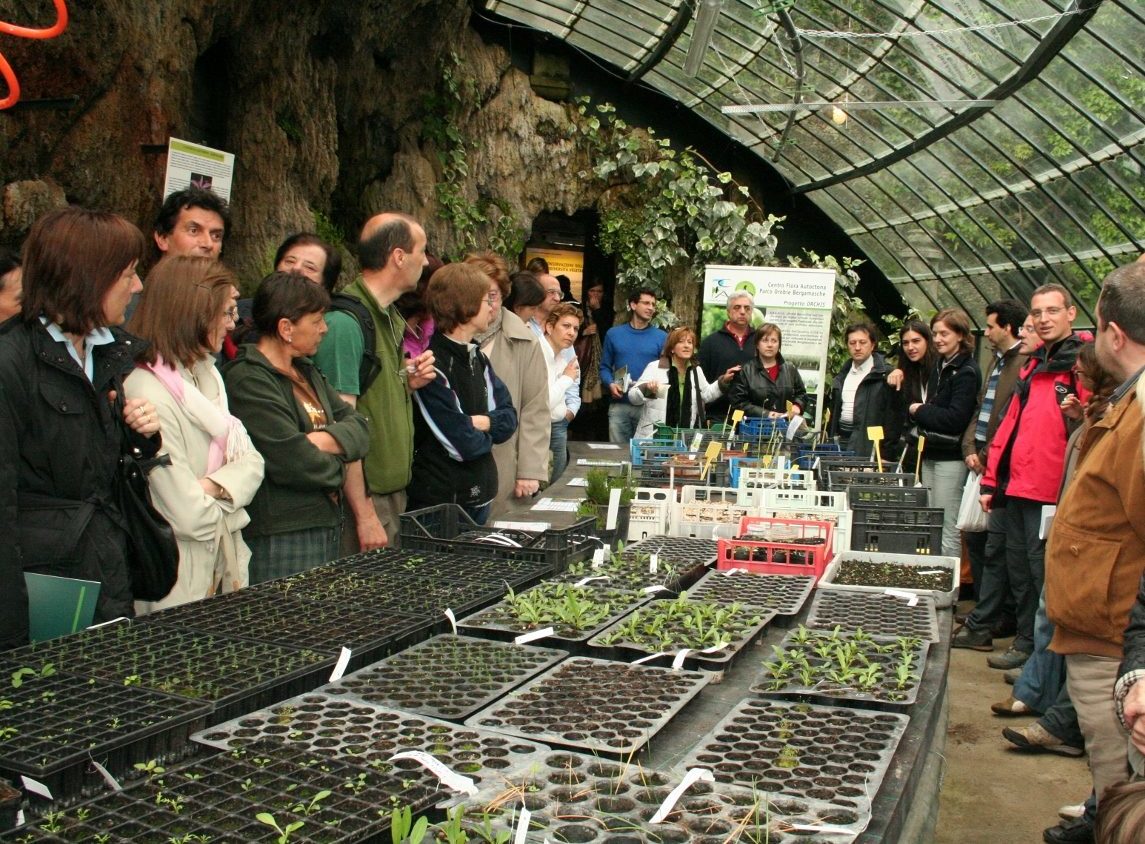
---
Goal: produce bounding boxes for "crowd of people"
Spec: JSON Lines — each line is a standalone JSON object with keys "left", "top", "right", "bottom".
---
{"left": 4, "top": 188, "right": 1145, "bottom": 841}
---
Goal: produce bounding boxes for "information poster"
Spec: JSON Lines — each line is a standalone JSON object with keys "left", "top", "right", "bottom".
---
{"left": 523, "top": 247, "right": 584, "bottom": 296}
{"left": 162, "top": 137, "right": 235, "bottom": 200}
{"left": 702, "top": 265, "right": 836, "bottom": 432}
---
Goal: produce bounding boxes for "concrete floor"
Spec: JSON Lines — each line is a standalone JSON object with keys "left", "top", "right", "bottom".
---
{"left": 936, "top": 604, "right": 1092, "bottom": 844}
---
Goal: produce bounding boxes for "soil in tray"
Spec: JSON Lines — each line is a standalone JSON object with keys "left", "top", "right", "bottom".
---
{"left": 458, "top": 750, "right": 861, "bottom": 844}
{"left": 4, "top": 622, "right": 332, "bottom": 704}
{"left": 459, "top": 581, "right": 647, "bottom": 643}
{"left": 589, "top": 595, "right": 773, "bottom": 669}
{"left": 832, "top": 558, "right": 952, "bottom": 591}
{"left": 807, "top": 589, "right": 939, "bottom": 642}
{"left": 687, "top": 570, "right": 815, "bottom": 616}
{"left": 753, "top": 625, "right": 928, "bottom": 705}
{"left": 285, "top": 549, "right": 549, "bottom": 591}
{"left": 466, "top": 657, "right": 709, "bottom": 755}
{"left": 323, "top": 635, "right": 567, "bottom": 720}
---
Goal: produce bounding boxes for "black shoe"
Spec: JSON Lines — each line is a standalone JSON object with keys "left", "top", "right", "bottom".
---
{"left": 952, "top": 625, "right": 993, "bottom": 651}
{"left": 990, "top": 619, "right": 1018, "bottom": 638}
{"left": 1043, "top": 816, "right": 1094, "bottom": 844}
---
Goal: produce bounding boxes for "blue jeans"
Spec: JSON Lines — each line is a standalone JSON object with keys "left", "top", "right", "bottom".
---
{"left": 1005, "top": 497, "right": 1046, "bottom": 652}
{"left": 1014, "top": 586, "right": 1066, "bottom": 715}
{"left": 920, "top": 458, "right": 968, "bottom": 558}
{"left": 550, "top": 419, "right": 570, "bottom": 482}
{"left": 607, "top": 402, "right": 642, "bottom": 445}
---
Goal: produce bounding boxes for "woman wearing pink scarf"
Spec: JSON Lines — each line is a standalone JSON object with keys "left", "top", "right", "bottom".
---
{"left": 125, "top": 256, "right": 265, "bottom": 612}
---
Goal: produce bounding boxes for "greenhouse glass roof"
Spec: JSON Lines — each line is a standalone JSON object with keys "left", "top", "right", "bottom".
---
{"left": 478, "top": 0, "right": 1144, "bottom": 322}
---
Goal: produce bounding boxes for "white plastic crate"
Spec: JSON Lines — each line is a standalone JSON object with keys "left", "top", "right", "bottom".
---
{"left": 737, "top": 467, "right": 817, "bottom": 506}
{"left": 627, "top": 487, "right": 675, "bottom": 542}
{"left": 818, "top": 550, "right": 961, "bottom": 608}
{"left": 761, "top": 505, "right": 853, "bottom": 556}
{"left": 755, "top": 488, "right": 848, "bottom": 513}
{"left": 670, "top": 486, "right": 756, "bottom": 539}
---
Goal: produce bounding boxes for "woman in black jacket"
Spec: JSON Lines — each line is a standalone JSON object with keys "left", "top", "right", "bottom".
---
{"left": 907, "top": 308, "right": 981, "bottom": 558}
{"left": 887, "top": 319, "right": 936, "bottom": 470}
{"left": 728, "top": 323, "right": 809, "bottom": 420}
{"left": 0, "top": 207, "right": 161, "bottom": 649}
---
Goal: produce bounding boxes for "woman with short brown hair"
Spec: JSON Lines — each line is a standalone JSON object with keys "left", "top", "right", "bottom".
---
{"left": 126, "top": 256, "right": 265, "bottom": 611}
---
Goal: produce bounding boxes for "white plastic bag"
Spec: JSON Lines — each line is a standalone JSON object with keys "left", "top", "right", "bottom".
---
{"left": 957, "top": 472, "right": 988, "bottom": 532}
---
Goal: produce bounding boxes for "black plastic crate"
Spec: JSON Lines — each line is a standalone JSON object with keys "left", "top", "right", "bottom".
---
{"left": 827, "top": 470, "right": 915, "bottom": 490}
{"left": 849, "top": 505, "right": 945, "bottom": 554}
{"left": 401, "top": 504, "right": 597, "bottom": 574}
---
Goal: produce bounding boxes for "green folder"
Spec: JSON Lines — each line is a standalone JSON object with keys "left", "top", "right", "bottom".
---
{"left": 23, "top": 573, "right": 101, "bottom": 643}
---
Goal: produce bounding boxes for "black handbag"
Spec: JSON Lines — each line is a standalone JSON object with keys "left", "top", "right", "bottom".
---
{"left": 917, "top": 426, "right": 962, "bottom": 450}
{"left": 114, "top": 447, "right": 178, "bottom": 601}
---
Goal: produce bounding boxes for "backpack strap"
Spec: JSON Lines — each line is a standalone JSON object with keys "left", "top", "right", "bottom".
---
{"left": 327, "top": 292, "right": 382, "bottom": 393}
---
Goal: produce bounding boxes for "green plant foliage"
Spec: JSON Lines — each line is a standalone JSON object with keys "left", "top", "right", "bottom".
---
{"left": 782, "top": 250, "right": 868, "bottom": 376}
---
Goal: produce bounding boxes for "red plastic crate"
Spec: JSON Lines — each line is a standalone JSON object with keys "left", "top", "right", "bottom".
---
{"left": 716, "top": 516, "right": 834, "bottom": 581}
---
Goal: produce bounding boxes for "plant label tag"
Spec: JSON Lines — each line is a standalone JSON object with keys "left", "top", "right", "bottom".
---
{"left": 90, "top": 759, "right": 122, "bottom": 791}
{"left": 86, "top": 616, "right": 130, "bottom": 631}
{"left": 514, "top": 806, "right": 531, "bottom": 844}
{"left": 20, "top": 776, "right": 52, "bottom": 800}
{"left": 390, "top": 751, "right": 478, "bottom": 796}
{"left": 605, "top": 487, "right": 622, "bottom": 530}
{"left": 916, "top": 570, "right": 945, "bottom": 575}
{"left": 444, "top": 608, "right": 458, "bottom": 636}
{"left": 731, "top": 409, "right": 745, "bottom": 423}
{"left": 790, "top": 824, "right": 857, "bottom": 835}
{"left": 866, "top": 425, "right": 884, "bottom": 441}
{"left": 722, "top": 567, "right": 746, "bottom": 576}
{"left": 592, "top": 548, "right": 606, "bottom": 568}
{"left": 689, "top": 433, "right": 704, "bottom": 453}
{"left": 884, "top": 588, "right": 919, "bottom": 607}
{"left": 650, "top": 767, "right": 715, "bottom": 823}
{"left": 15, "top": 810, "right": 23, "bottom": 828}
{"left": 643, "top": 585, "right": 668, "bottom": 594}
{"left": 648, "top": 553, "right": 658, "bottom": 574}
{"left": 671, "top": 649, "right": 692, "bottom": 670}
{"left": 633, "top": 652, "right": 667, "bottom": 664}
{"left": 329, "top": 647, "right": 352, "bottom": 682}
{"left": 515, "top": 626, "right": 554, "bottom": 645}
{"left": 702, "top": 641, "right": 729, "bottom": 654}
{"left": 575, "top": 575, "right": 609, "bottom": 587}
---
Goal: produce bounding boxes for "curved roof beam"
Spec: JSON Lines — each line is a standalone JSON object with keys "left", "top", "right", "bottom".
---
{"left": 625, "top": 1, "right": 693, "bottom": 83}
{"left": 770, "top": 8, "right": 806, "bottom": 163}
{"left": 792, "top": 0, "right": 1105, "bottom": 195}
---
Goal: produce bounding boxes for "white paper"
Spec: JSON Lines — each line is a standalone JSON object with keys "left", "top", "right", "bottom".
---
{"left": 591, "top": 548, "right": 606, "bottom": 568}
{"left": 650, "top": 768, "right": 715, "bottom": 823}
{"left": 329, "top": 647, "right": 352, "bottom": 682}
{"left": 90, "top": 759, "right": 122, "bottom": 791}
{"left": 587, "top": 443, "right": 622, "bottom": 450}
{"left": 606, "top": 488, "right": 622, "bottom": 529}
{"left": 163, "top": 137, "right": 235, "bottom": 200}
{"left": 444, "top": 608, "right": 458, "bottom": 636}
{"left": 515, "top": 626, "right": 555, "bottom": 645}
{"left": 884, "top": 588, "right": 919, "bottom": 607}
{"left": 565, "top": 477, "right": 589, "bottom": 487}
{"left": 492, "top": 520, "right": 551, "bottom": 532}
{"left": 389, "top": 750, "right": 478, "bottom": 796}
{"left": 1040, "top": 504, "right": 1057, "bottom": 540}
{"left": 514, "top": 807, "right": 532, "bottom": 844}
{"left": 531, "top": 498, "right": 580, "bottom": 512}
{"left": 21, "top": 776, "right": 52, "bottom": 800}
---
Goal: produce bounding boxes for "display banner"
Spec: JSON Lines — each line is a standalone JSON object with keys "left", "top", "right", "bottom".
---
{"left": 701, "top": 265, "right": 836, "bottom": 432}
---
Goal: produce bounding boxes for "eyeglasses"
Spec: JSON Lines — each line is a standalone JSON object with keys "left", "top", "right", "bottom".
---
{"left": 545, "top": 289, "right": 562, "bottom": 299}
{"left": 1030, "top": 306, "right": 1066, "bottom": 319}
{"left": 487, "top": 291, "right": 501, "bottom": 304}
{"left": 224, "top": 307, "right": 239, "bottom": 320}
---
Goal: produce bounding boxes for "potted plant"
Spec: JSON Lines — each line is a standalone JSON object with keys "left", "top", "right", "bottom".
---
{"left": 577, "top": 469, "right": 634, "bottom": 542}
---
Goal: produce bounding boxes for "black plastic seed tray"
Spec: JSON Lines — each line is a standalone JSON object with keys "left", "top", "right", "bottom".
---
{"left": 7, "top": 740, "right": 448, "bottom": 843}
{"left": 827, "top": 470, "right": 914, "bottom": 490}
{"left": 459, "top": 749, "right": 860, "bottom": 843}
{"left": 337, "top": 547, "right": 552, "bottom": 590}
{"left": 193, "top": 693, "right": 550, "bottom": 796}
{"left": 146, "top": 588, "right": 427, "bottom": 666}
{"left": 588, "top": 596, "right": 776, "bottom": 672}
{"left": 554, "top": 553, "right": 679, "bottom": 594}
{"left": 680, "top": 697, "right": 909, "bottom": 818}
{"left": 0, "top": 666, "right": 210, "bottom": 805}
{"left": 466, "top": 657, "right": 710, "bottom": 757}
{"left": 5, "top": 619, "right": 335, "bottom": 723}
{"left": 319, "top": 635, "right": 568, "bottom": 721}
{"left": 752, "top": 628, "right": 931, "bottom": 710}
{"left": 807, "top": 588, "right": 940, "bottom": 643}
{"left": 625, "top": 535, "right": 718, "bottom": 585}
{"left": 845, "top": 484, "right": 930, "bottom": 507}
{"left": 457, "top": 581, "right": 649, "bottom": 650}
{"left": 849, "top": 505, "right": 944, "bottom": 555}
{"left": 688, "top": 569, "right": 815, "bottom": 617}
{"left": 631, "top": 460, "right": 730, "bottom": 489}
{"left": 401, "top": 503, "right": 598, "bottom": 574}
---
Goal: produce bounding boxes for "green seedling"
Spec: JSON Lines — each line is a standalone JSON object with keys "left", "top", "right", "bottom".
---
{"left": 256, "top": 812, "right": 303, "bottom": 844}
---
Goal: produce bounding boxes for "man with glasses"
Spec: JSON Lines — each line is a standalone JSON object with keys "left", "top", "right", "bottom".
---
{"left": 979, "top": 284, "right": 1090, "bottom": 673}
{"left": 599, "top": 288, "right": 667, "bottom": 444}
{"left": 529, "top": 273, "right": 580, "bottom": 437}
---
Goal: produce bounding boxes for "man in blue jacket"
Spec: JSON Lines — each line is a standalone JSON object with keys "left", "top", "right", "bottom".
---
{"left": 599, "top": 288, "right": 666, "bottom": 443}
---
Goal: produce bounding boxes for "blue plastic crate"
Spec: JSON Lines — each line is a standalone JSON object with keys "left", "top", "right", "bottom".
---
{"left": 738, "top": 416, "right": 787, "bottom": 438}
{"left": 630, "top": 438, "right": 684, "bottom": 466}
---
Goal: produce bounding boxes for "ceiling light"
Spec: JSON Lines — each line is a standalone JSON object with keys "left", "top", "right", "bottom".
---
{"left": 830, "top": 106, "right": 848, "bottom": 125}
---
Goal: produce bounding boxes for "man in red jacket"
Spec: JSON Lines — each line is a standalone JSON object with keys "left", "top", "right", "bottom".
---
{"left": 980, "top": 284, "right": 1089, "bottom": 671}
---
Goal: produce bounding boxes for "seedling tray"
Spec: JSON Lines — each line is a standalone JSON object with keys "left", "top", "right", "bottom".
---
{"left": 8, "top": 742, "right": 447, "bottom": 843}
{"left": 820, "top": 551, "right": 960, "bottom": 608}
{"left": 460, "top": 749, "right": 860, "bottom": 843}
{"left": 193, "top": 693, "right": 549, "bottom": 796}
{"left": 401, "top": 503, "right": 598, "bottom": 574}
{"left": 680, "top": 697, "right": 909, "bottom": 818}
{"left": 465, "top": 657, "right": 710, "bottom": 757}
{"left": 146, "top": 589, "right": 426, "bottom": 665}
{"left": 5, "top": 620, "right": 334, "bottom": 722}
{"left": 337, "top": 547, "right": 552, "bottom": 590}
{"left": 688, "top": 569, "right": 815, "bottom": 617}
{"left": 320, "top": 635, "right": 567, "bottom": 721}
{"left": 556, "top": 552, "right": 683, "bottom": 594}
{"left": 457, "top": 581, "right": 649, "bottom": 649}
{"left": 826, "top": 470, "right": 913, "bottom": 490}
{"left": 753, "top": 627, "right": 931, "bottom": 709}
{"left": 0, "top": 667, "right": 210, "bottom": 804}
{"left": 588, "top": 595, "right": 775, "bottom": 672}
{"left": 806, "top": 588, "right": 940, "bottom": 643}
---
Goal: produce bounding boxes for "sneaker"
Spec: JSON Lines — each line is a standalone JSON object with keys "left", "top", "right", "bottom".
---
{"left": 1003, "top": 723, "right": 1085, "bottom": 758}
{"left": 1043, "top": 815, "right": 1094, "bottom": 844}
{"left": 952, "top": 625, "right": 993, "bottom": 652}
{"left": 987, "top": 646, "right": 1031, "bottom": 670}
{"left": 1058, "top": 804, "right": 1086, "bottom": 821}
{"left": 1004, "top": 668, "right": 1021, "bottom": 686}
{"left": 991, "top": 695, "right": 1034, "bottom": 716}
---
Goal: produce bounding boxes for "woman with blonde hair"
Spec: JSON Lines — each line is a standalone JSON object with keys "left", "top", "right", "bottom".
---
{"left": 126, "top": 256, "right": 265, "bottom": 611}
